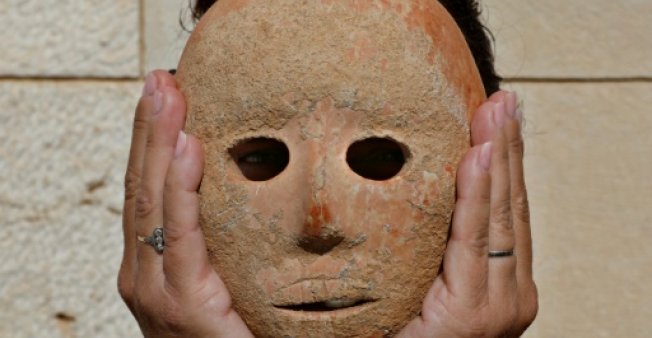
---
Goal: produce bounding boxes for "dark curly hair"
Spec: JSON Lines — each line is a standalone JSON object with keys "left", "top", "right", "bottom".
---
{"left": 187, "top": 0, "right": 501, "bottom": 95}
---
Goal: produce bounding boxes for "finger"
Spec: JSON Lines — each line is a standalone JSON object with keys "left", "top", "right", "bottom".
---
{"left": 500, "top": 94, "right": 538, "bottom": 329}
{"left": 439, "top": 142, "right": 492, "bottom": 307}
{"left": 471, "top": 91, "right": 512, "bottom": 145}
{"left": 162, "top": 133, "right": 212, "bottom": 291}
{"left": 505, "top": 108, "right": 539, "bottom": 331}
{"left": 122, "top": 71, "right": 180, "bottom": 275}
{"left": 506, "top": 107, "right": 533, "bottom": 281}
{"left": 470, "top": 101, "right": 496, "bottom": 146}
{"left": 120, "top": 71, "right": 172, "bottom": 298}
{"left": 158, "top": 70, "right": 178, "bottom": 88}
{"left": 135, "top": 83, "right": 187, "bottom": 280}
{"left": 487, "top": 102, "right": 517, "bottom": 302}
{"left": 163, "top": 134, "right": 255, "bottom": 337}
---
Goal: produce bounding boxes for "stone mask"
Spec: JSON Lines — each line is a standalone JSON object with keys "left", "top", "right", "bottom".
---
{"left": 176, "top": 0, "right": 485, "bottom": 336}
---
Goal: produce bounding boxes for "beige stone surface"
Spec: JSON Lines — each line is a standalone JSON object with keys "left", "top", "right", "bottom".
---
{"left": 503, "top": 82, "right": 652, "bottom": 337}
{"left": 483, "top": 0, "right": 652, "bottom": 78}
{"left": 0, "top": 81, "right": 141, "bottom": 337}
{"left": 144, "top": 0, "right": 191, "bottom": 72}
{"left": 144, "top": 0, "right": 652, "bottom": 79}
{"left": 0, "top": 0, "right": 139, "bottom": 77}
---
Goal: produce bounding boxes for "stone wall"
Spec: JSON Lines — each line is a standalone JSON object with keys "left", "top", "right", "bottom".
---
{"left": 1, "top": 0, "right": 650, "bottom": 337}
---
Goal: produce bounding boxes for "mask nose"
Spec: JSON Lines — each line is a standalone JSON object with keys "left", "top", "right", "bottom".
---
{"left": 297, "top": 159, "right": 345, "bottom": 254}
{"left": 298, "top": 202, "right": 344, "bottom": 255}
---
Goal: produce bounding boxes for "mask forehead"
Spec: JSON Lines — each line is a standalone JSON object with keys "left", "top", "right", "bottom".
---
{"left": 178, "top": 0, "right": 484, "bottom": 140}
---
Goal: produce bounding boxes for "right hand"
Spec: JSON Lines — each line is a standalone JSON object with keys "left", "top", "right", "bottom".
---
{"left": 398, "top": 91, "right": 538, "bottom": 337}
{"left": 117, "top": 70, "right": 253, "bottom": 337}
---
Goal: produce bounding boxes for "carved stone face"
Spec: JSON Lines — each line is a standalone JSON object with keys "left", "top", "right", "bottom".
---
{"left": 176, "top": 0, "right": 484, "bottom": 336}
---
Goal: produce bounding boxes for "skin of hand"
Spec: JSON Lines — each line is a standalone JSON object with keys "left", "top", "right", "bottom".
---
{"left": 118, "top": 70, "right": 537, "bottom": 337}
{"left": 118, "top": 70, "right": 253, "bottom": 338}
{"left": 397, "top": 91, "right": 538, "bottom": 337}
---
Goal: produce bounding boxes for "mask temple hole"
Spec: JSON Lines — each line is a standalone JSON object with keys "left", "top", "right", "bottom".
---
{"left": 346, "top": 137, "right": 408, "bottom": 181}
{"left": 229, "top": 137, "right": 290, "bottom": 181}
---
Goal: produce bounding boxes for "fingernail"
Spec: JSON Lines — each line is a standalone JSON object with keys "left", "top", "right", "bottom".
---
{"left": 142, "top": 72, "right": 158, "bottom": 96}
{"left": 477, "top": 142, "right": 492, "bottom": 171}
{"left": 154, "top": 90, "right": 164, "bottom": 114}
{"left": 492, "top": 102, "right": 506, "bottom": 128}
{"left": 505, "top": 91, "right": 518, "bottom": 118}
{"left": 175, "top": 131, "right": 187, "bottom": 157}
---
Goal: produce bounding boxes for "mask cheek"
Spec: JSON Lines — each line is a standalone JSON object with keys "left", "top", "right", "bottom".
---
{"left": 342, "top": 178, "right": 442, "bottom": 255}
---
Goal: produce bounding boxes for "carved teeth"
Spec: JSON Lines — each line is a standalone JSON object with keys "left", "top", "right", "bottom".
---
{"left": 324, "top": 299, "right": 357, "bottom": 309}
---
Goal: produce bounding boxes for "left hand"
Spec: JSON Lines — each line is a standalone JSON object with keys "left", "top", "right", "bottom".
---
{"left": 118, "top": 70, "right": 253, "bottom": 337}
{"left": 398, "top": 91, "right": 538, "bottom": 337}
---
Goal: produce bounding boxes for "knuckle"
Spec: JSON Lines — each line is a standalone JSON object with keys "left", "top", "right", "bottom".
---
{"left": 521, "top": 302, "right": 539, "bottom": 328}
{"left": 117, "top": 271, "right": 134, "bottom": 304}
{"left": 491, "top": 201, "right": 512, "bottom": 226}
{"left": 135, "top": 98, "right": 152, "bottom": 124}
{"left": 520, "top": 282, "right": 539, "bottom": 325}
{"left": 132, "top": 113, "right": 149, "bottom": 136}
{"left": 135, "top": 188, "right": 158, "bottom": 219}
{"left": 461, "top": 191, "right": 490, "bottom": 206}
{"left": 161, "top": 222, "right": 184, "bottom": 244}
{"left": 476, "top": 189, "right": 492, "bottom": 204}
{"left": 468, "top": 232, "right": 490, "bottom": 254}
{"left": 494, "top": 313, "right": 519, "bottom": 338}
{"left": 493, "top": 196, "right": 512, "bottom": 215}
{"left": 508, "top": 135, "right": 524, "bottom": 155}
{"left": 506, "top": 304, "right": 521, "bottom": 326}
{"left": 491, "top": 224, "right": 514, "bottom": 243}
{"left": 129, "top": 278, "right": 197, "bottom": 334}
{"left": 131, "top": 100, "right": 151, "bottom": 139}
{"left": 449, "top": 221, "right": 489, "bottom": 255}
{"left": 135, "top": 286, "right": 187, "bottom": 332}
{"left": 124, "top": 168, "right": 141, "bottom": 200}
{"left": 145, "top": 131, "right": 157, "bottom": 149}
{"left": 512, "top": 193, "right": 531, "bottom": 224}
{"left": 134, "top": 283, "right": 162, "bottom": 313}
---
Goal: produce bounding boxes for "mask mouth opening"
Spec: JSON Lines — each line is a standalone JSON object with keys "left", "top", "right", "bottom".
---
{"left": 346, "top": 137, "right": 409, "bottom": 181}
{"left": 274, "top": 298, "right": 377, "bottom": 312}
{"left": 228, "top": 137, "right": 290, "bottom": 181}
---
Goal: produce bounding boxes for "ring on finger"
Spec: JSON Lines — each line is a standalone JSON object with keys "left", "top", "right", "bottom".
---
{"left": 137, "top": 227, "right": 165, "bottom": 254}
{"left": 488, "top": 249, "right": 514, "bottom": 258}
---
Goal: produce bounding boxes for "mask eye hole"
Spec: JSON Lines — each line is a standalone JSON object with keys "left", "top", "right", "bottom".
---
{"left": 229, "top": 137, "right": 290, "bottom": 181}
{"left": 346, "top": 137, "right": 408, "bottom": 181}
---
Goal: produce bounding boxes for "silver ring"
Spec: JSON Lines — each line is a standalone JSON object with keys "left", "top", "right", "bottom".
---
{"left": 488, "top": 249, "right": 514, "bottom": 258}
{"left": 137, "top": 227, "right": 165, "bottom": 254}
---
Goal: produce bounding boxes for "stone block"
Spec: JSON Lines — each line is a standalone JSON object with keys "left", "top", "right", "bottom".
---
{"left": 483, "top": 0, "right": 652, "bottom": 78}
{"left": 142, "top": 0, "right": 652, "bottom": 79}
{"left": 0, "top": 81, "right": 142, "bottom": 337}
{"left": 0, "top": 0, "right": 139, "bottom": 77}
{"left": 144, "top": 0, "right": 192, "bottom": 72}
{"left": 502, "top": 82, "right": 652, "bottom": 337}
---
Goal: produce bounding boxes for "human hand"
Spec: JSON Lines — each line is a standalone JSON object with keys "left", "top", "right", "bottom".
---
{"left": 117, "top": 70, "right": 253, "bottom": 338}
{"left": 398, "top": 91, "right": 538, "bottom": 337}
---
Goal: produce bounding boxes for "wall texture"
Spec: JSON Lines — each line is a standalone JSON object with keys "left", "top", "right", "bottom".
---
{"left": 1, "top": 0, "right": 650, "bottom": 337}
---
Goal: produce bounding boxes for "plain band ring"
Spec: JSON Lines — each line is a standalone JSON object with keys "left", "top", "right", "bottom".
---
{"left": 488, "top": 249, "right": 514, "bottom": 258}
{"left": 137, "top": 227, "right": 165, "bottom": 254}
